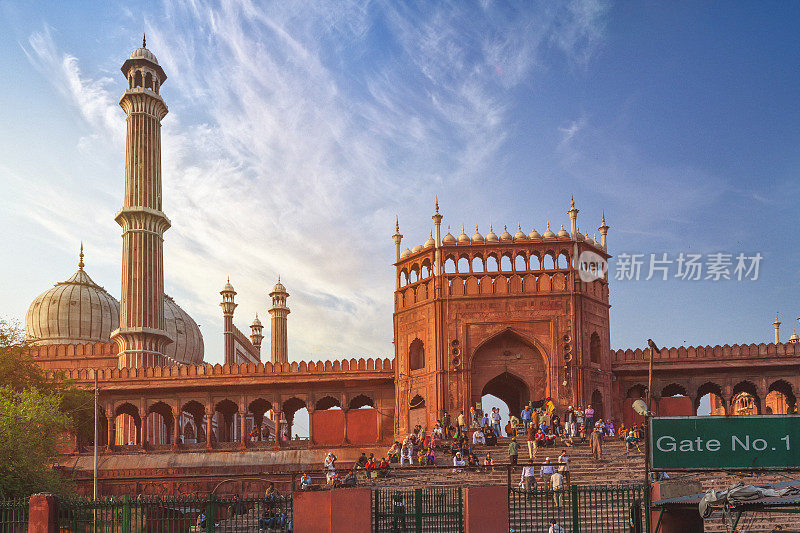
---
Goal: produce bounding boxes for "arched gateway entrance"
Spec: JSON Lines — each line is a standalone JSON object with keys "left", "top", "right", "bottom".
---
{"left": 471, "top": 330, "right": 548, "bottom": 416}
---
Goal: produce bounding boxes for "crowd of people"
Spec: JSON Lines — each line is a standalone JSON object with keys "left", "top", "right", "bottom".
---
{"left": 313, "top": 401, "right": 647, "bottom": 493}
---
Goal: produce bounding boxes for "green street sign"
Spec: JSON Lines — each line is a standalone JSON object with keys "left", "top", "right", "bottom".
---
{"left": 649, "top": 415, "right": 800, "bottom": 471}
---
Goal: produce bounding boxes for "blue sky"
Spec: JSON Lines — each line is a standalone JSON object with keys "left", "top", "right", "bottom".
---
{"left": 1, "top": 1, "right": 799, "bottom": 365}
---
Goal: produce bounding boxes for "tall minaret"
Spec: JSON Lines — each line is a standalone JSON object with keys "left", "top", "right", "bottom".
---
{"left": 392, "top": 218, "right": 403, "bottom": 290}
{"left": 268, "top": 278, "right": 290, "bottom": 364}
{"left": 773, "top": 312, "right": 781, "bottom": 344}
{"left": 220, "top": 278, "right": 238, "bottom": 365}
{"left": 432, "top": 198, "right": 443, "bottom": 275}
{"left": 111, "top": 36, "right": 173, "bottom": 368}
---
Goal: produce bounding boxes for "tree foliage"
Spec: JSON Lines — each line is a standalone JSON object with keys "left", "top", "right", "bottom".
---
{"left": 0, "top": 319, "right": 93, "bottom": 497}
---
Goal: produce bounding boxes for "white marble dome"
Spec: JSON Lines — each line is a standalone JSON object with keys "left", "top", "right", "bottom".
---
{"left": 163, "top": 294, "right": 204, "bottom": 365}
{"left": 25, "top": 266, "right": 119, "bottom": 345}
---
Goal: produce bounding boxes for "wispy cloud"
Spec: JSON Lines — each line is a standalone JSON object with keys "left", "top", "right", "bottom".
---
{"left": 18, "top": 0, "right": 609, "bottom": 362}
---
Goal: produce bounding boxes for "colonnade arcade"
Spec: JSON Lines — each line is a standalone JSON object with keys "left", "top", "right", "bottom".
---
{"left": 85, "top": 389, "right": 390, "bottom": 451}
{"left": 622, "top": 377, "right": 798, "bottom": 417}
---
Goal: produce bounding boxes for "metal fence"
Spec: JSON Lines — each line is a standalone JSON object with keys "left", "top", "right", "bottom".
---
{"left": 509, "top": 483, "right": 647, "bottom": 533}
{"left": 0, "top": 498, "right": 28, "bottom": 533}
{"left": 373, "top": 487, "right": 464, "bottom": 533}
{"left": 56, "top": 493, "right": 292, "bottom": 532}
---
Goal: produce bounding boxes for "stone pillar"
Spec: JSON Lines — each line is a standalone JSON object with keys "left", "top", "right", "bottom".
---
{"left": 106, "top": 406, "right": 115, "bottom": 451}
{"left": 141, "top": 402, "right": 148, "bottom": 450}
{"left": 172, "top": 406, "right": 181, "bottom": 449}
{"left": 273, "top": 402, "right": 282, "bottom": 450}
{"left": 28, "top": 493, "right": 57, "bottom": 533}
{"left": 239, "top": 402, "right": 248, "bottom": 449}
{"left": 205, "top": 407, "right": 214, "bottom": 450}
{"left": 342, "top": 408, "right": 349, "bottom": 445}
{"left": 651, "top": 481, "right": 704, "bottom": 533}
{"left": 307, "top": 407, "right": 315, "bottom": 446}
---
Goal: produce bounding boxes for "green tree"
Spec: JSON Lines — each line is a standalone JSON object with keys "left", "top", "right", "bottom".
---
{"left": 0, "top": 386, "right": 72, "bottom": 497}
{"left": 0, "top": 319, "right": 93, "bottom": 496}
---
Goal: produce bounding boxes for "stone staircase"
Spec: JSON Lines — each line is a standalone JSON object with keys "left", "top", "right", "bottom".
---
{"left": 368, "top": 435, "right": 800, "bottom": 532}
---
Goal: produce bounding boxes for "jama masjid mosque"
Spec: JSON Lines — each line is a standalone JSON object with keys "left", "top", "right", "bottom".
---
{"left": 19, "top": 40, "right": 800, "bottom": 493}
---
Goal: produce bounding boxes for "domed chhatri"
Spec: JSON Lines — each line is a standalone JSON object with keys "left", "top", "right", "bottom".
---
{"left": 471, "top": 225, "right": 484, "bottom": 243}
{"left": 442, "top": 227, "right": 456, "bottom": 244}
{"left": 542, "top": 222, "right": 556, "bottom": 239}
{"left": 25, "top": 246, "right": 119, "bottom": 346}
{"left": 514, "top": 224, "right": 527, "bottom": 241}
{"left": 557, "top": 224, "right": 570, "bottom": 238}
{"left": 424, "top": 231, "right": 435, "bottom": 247}
{"left": 412, "top": 244, "right": 423, "bottom": 253}
{"left": 528, "top": 227, "right": 542, "bottom": 239}
{"left": 500, "top": 225, "right": 513, "bottom": 241}
{"left": 401, "top": 248, "right": 412, "bottom": 258}
{"left": 485, "top": 225, "right": 499, "bottom": 242}
{"left": 457, "top": 225, "right": 470, "bottom": 243}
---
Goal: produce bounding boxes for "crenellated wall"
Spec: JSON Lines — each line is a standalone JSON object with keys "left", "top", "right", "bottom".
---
{"left": 611, "top": 341, "right": 800, "bottom": 364}
{"left": 44, "top": 356, "right": 394, "bottom": 383}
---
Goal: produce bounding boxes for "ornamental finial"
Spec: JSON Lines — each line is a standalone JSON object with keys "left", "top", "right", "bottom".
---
{"left": 143, "top": 33, "right": 146, "bottom": 48}
{"left": 78, "top": 242, "right": 85, "bottom": 270}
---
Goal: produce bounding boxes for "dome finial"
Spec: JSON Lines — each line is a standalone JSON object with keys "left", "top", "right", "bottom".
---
{"left": 570, "top": 195, "right": 575, "bottom": 208}
{"left": 142, "top": 33, "right": 147, "bottom": 48}
{"left": 78, "top": 242, "right": 85, "bottom": 270}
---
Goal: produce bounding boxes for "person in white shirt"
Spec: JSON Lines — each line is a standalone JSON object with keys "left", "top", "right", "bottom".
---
{"left": 550, "top": 471, "right": 565, "bottom": 506}
{"left": 519, "top": 462, "right": 536, "bottom": 492}
{"left": 324, "top": 453, "right": 336, "bottom": 484}
{"left": 400, "top": 439, "right": 414, "bottom": 465}
{"left": 452, "top": 451, "right": 466, "bottom": 473}
{"left": 549, "top": 520, "right": 566, "bottom": 533}
{"left": 472, "top": 428, "right": 485, "bottom": 445}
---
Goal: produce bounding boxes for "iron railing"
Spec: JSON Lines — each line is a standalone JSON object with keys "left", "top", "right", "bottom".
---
{"left": 509, "top": 483, "right": 646, "bottom": 533}
{"left": 56, "top": 493, "right": 292, "bottom": 532}
{"left": 373, "top": 487, "right": 464, "bottom": 533}
{"left": 0, "top": 498, "right": 28, "bottom": 533}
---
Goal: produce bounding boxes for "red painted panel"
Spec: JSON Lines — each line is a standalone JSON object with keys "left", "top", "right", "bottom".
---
{"left": 313, "top": 409, "right": 345, "bottom": 446}
{"left": 657, "top": 396, "right": 693, "bottom": 417}
{"left": 346, "top": 408, "right": 378, "bottom": 444}
{"left": 293, "top": 488, "right": 371, "bottom": 533}
{"left": 465, "top": 486, "right": 508, "bottom": 533}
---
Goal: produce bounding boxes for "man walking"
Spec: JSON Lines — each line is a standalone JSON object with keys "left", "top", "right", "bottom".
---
{"left": 491, "top": 408, "right": 502, "bottom": 435}
{"left": 589, "top": 427, "right": 603, "bottom": 460}
{"left": 521, "top": 405, "right": 532, "bottom": 430}
{"left": 519, "top": 461, "right": 536, "bottom": 492}
{"left": 526, "top": 421, "right": 537, "bottom": 459}
{"left": 540, "top": 457, "right": 556, "bottom": 487}
{"left": 564, "top": 406, "right": 575, "bottom": 437}
{"left": 585, "top": 404, "right": 595, "bottom": 431}
{"left": 508, "top": 437, "right": 519, "bottom": 466}
{"left": 550, "top": 470, "right": 565, "bottom": 507}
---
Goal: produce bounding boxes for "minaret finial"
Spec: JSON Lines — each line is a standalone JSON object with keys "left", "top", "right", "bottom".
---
{"left": 395, "top": 215, "right": 399, "bottom": 233}
{"left": 570, "top": 195, "right": 575, "bottom": 208}
{"left": 435, "top": 196, "right": 439, "bottom": 214}
{"left": 78, "top": 242, "right": 85, "bottom": 270}
{"left": 142, "top": 33, "right": 146, "bottom": 48}
{"left": 602, "top": 210, "right": 606, "bottom": 225}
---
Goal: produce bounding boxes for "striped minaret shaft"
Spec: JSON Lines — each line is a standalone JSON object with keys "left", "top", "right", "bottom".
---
{"left": 111, "top": 38, "right": 173, "bottom": 368}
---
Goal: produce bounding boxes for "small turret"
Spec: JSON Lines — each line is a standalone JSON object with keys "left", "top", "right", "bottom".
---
{"left": 773, "top": 312, "right": 781, "bottom": 344}
{"left": 598, "top": 211, "right": 609, "bottom": 250}
{"left": 250, "top": 314, "right": 264, "bottom": 355}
